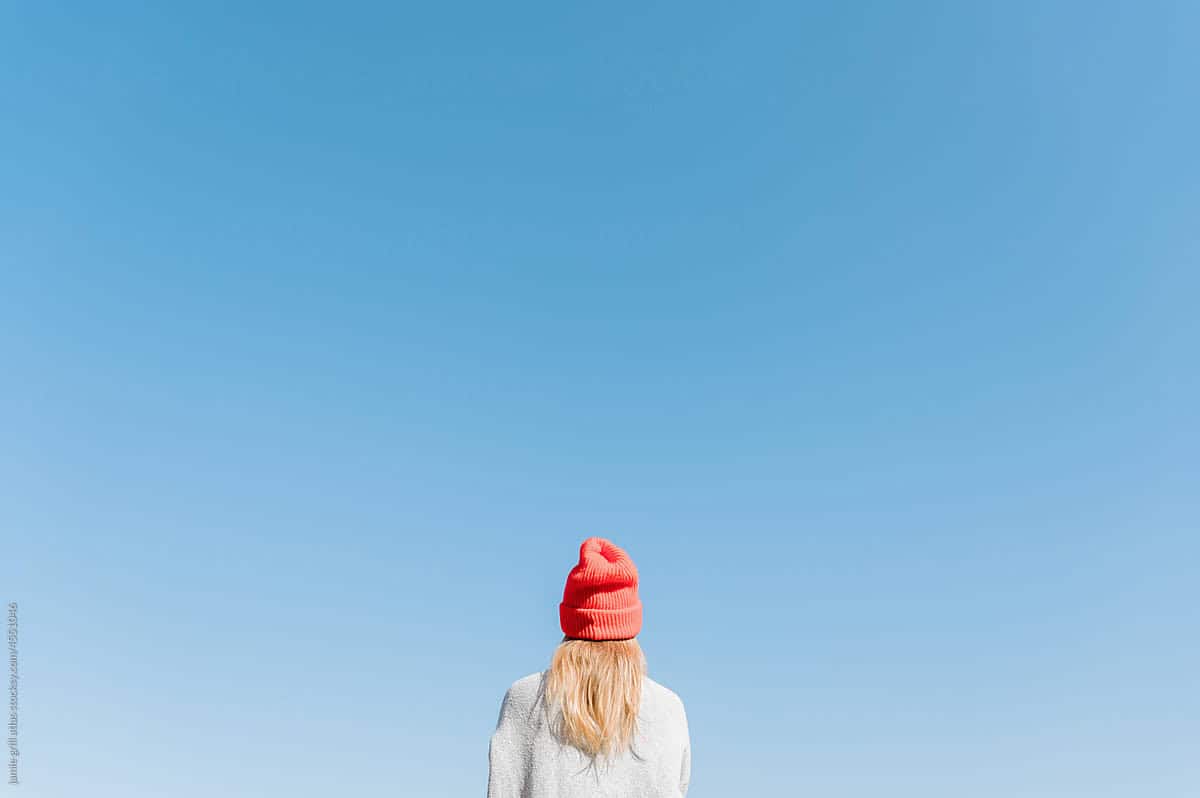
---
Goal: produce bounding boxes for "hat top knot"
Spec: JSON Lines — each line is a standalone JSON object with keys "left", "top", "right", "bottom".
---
{"left": 576, "top": 537, "right": 637, "bottom": 576}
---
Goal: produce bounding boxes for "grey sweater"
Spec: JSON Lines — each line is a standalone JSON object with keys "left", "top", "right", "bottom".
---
{"left": 488, "top": 672, "right": 691, "bottom": 798}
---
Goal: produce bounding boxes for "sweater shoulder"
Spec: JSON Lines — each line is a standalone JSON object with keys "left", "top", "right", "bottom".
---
{"left": 502, "top": 671, "right": 546, "bottom": 714}
{"left": 643, "top": 676, "right": 687, "bottom": 719}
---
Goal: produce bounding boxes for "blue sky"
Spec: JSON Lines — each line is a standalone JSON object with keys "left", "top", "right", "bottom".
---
{"left": 2, "top": 2, "right": 1197, "bottom": 796}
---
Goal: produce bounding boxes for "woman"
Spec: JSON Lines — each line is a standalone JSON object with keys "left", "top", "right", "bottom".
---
{"left": 488, "top": 537, "right": 691, "bottom": 797}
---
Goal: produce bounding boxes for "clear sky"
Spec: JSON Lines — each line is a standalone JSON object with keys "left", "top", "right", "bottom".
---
{"left": 2, "top": 2, "right": 1197, "bottom": 796}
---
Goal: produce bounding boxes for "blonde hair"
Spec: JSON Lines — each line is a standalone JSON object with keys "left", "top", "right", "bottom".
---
{"left": 544, "top": 637, "right": 646, "bottom": 759}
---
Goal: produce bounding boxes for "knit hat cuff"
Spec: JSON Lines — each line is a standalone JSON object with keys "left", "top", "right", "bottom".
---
{"left": 559, "top": 602, "right": 643, "bottom": 641}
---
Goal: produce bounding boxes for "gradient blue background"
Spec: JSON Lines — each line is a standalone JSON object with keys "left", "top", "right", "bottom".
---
{"left": 3, "top": 2, "right": 1197, "bottom": 796}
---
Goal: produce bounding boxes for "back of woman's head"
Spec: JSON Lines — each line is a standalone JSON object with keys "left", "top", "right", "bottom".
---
{"left": 547, "top": 537, "right": 646, "bottom": 758}
{"left": 546, "top": 637, "right": 646, "bottom": 758}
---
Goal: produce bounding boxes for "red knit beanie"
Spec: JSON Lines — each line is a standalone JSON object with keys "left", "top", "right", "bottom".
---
{"left": 559, "top": 537, "right": 642, "bottom": 641}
